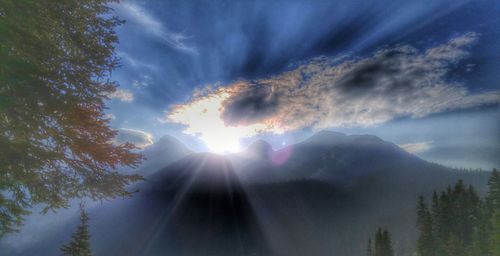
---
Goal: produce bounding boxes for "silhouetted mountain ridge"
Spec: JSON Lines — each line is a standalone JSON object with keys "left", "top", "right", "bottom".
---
{"left": 229, "top": 130, "right": 436, "bottom": 184}
{"left": 245, "top": 139, "right": 273, "bottom": 158}
{"left": 129, "top": 135, "right": 192, "bottom": 177}
{"left": 12, "top": 131, "right": 491, "bottom": 256}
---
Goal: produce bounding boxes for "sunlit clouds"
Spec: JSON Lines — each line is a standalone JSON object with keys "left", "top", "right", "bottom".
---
{"left": 167, "top": 33, "right": 500, "bottom": 151}
{"left": 400, "top": 141, "right": 433, "bottom": 154}
{"left": 114, "top": 128, "right": 154, "bottom": 149}
{"left": 108, "top": 88, "right": 134, "bottom": 102}
{"left": 167, "top": 89, "right": 273, "bottom": 153}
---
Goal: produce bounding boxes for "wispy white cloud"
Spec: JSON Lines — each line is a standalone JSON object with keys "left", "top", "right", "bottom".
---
{"left": 132, "top": 75, "right": 153, "bottom": 88}
{"left": 107, "top": 88, "right": 134, "bottom": 102}
{"left": 104, "top": 113, "right": 116, "bottom": 121}
{"left": 118, "top": 51, "right": 159, "bottom": 71}
{"left": 114, "top": 1, "right": 196, "bottom": 53}
{"left": 113, "top": 128, "right": 154, "bottom": 149}
{"left": 167, "top": 33, "right": 500, "bottom": 141}
{"left": 399, "top": 141, "right": 433, "bottom": 154}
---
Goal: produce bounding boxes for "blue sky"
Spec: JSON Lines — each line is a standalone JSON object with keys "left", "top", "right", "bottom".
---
{"left": 106, "top": 0, "right": 500, "bottom": 169}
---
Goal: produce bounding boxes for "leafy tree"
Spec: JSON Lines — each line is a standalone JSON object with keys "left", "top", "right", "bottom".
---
{"left": 0, "top": 0, "right": 143, "bottom": 235}
{"left": 61, "top": 203, "right": 92, "bottom": 256}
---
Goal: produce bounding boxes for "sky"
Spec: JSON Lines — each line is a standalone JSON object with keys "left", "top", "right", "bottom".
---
{"left": 106, "top": 0, "right": 500, "bottom": 170}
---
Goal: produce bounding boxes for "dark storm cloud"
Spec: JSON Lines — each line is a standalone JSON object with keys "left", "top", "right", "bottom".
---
{"left": 171, "top": 33, "right": 500, "bottom": 134}
{"left": 336, "top": 49, "right": 417, "bottom": 94}
{"left": 220, "top": 82, "right": 281, "bottom": 125}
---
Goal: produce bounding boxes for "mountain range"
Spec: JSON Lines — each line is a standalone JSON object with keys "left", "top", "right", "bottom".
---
{"left": 4, "top": 131, "right": 490, "bottom": 256}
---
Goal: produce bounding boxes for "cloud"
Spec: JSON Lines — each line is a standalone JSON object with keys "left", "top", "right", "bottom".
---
{"left": 113, "top": 128, "right": 154, "bottom": 149}
{"left": 132, "top": 75, "right": 153, "bottom": 88}
{"left": 168, "top": 33, "right": 500, "bottom": 139}
{"left": 399, "top": 141, "right": 433, "bottom": 154}
{"left": 104, "top": 113, "right": 116, "bottom": 121}
{"left": 118, "top": 51, "right": 159, "bottom": 71}
{"left": 114, "top": 1, "right": 196, "bottom": 53}
{"left": 107, "top": 88, "right": 134, "bottom": 102}
{"left": 167, "top": 90, "right": 268, "bottom": 152}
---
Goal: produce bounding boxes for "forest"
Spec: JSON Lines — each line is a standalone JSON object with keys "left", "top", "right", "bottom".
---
{"left": 367, "top": 169, "right": 500, "bottom": 256}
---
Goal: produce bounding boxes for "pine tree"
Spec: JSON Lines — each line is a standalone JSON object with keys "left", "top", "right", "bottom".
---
{"left": 375, "top": 228, "right": 384, "bottom": 256}
{"left": 367, "top": 239, "right": 373, "bottom": 256}
{"left": 443, "top": 233, "right": 461, "bottom": 256}
{"left": 470, "top": 198, "right": 492, "bottom": 256}
{"left": 488, "top": 169, "right": 500, "bottom": 255}
{"left": 487, "top": 169, "right": 500, "bottom": 209}
{"left": 371, "top": 228, "right": 394, "bottom": 256}
{"left": 0, "top": 0, "right": 144, "bottom": 235}
{"left": 61, "top": 203, "right": 92, "bottom": 256}
{"left": 490, "top": 209, "right": 500, "bottom": 255}
{"left": 382, "top": 229, "right": 394, "bottom": 256}
{"left": 416, "top": 179, "right": 485, "bottom": 256}
{"left": 417, "top": 196, "right": 434, "bottom": 256}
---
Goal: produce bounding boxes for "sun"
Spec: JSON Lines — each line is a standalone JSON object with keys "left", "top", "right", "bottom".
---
{"left": 199, "top": 130, "right": 242, "bottom": 154}
{"left": 167, "top": 89, "right": 267, "bottom": 154}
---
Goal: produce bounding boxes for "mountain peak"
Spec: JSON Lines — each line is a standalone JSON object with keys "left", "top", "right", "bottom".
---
{"left": 157, "top": 134, "right": 183, "bottom": 145}
{"left": 348, "top": 134, "right": 384, "bottom": 144}
{"left": 145, "top": 135, "right": 190, "bottom": 152}
{"left": 151, "top": 152, "right": 237, "bottom": 190}
{"left": 305, "top": 130, "right": 347, "bottom": 145}
{"left": 137, "top": 134, "right": 192, "bottom": 177}
{"left": 245, "top": 139, "right": 273, "bottom": 158}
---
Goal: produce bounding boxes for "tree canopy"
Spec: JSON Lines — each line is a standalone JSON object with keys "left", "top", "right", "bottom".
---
{"left": 0, "top": 0, "right": 143, "bottom": 235}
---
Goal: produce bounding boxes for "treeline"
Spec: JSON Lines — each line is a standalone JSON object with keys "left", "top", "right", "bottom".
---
{"left": 416, "top": 169, "right": 500, "bottom": 256}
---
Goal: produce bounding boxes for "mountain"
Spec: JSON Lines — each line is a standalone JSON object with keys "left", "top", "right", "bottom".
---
{"left": 140, "top": 153, "right": 270, "bottom": 255}
{"left": 132, "top": 135, "right": 192, "bottom": 177}
{"left": 271, "top": 131, "right": 429, "bottom": 183}
{"left": 147, "top": 152, "right": 238, "bottom": 190}
{"left": 230, "top": 140, "right": 277, "bottom": 181}
{"left": 245, "top": 139, "right": 274, "bottom": 159}
{"left": 229, "top": 131, "right": 435, "bottom": 184}
{"left": 7, "top": 132, "right": 491, "bottom": 256}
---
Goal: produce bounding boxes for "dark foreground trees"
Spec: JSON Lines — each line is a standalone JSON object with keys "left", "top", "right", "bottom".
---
{"left": 367, "top": 228, "right": 394, "bottom": 256}
{"left": 0, "top": 0, "right": 143, "bottom": 235}
{"left": 416, "top": 169, "right": 500, "bottom": 256}
{"left": 61, "top": 203, "right": 92, "bottom": 256}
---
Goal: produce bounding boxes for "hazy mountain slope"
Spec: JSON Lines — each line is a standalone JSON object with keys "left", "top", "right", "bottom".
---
{"left": 230, "top": 131, "right": 450, "bottom": 185}
{"left": 16, "top": 153, "right": 270, "bottom": 256}
{"left": 131, "top": 135, "right": 192, "bottom": 177}
{"left": 7, "top": 132, "right": 491, "bottom": 256}
{"left": 247, "top": 170, "right": 488, "bottom": 256}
